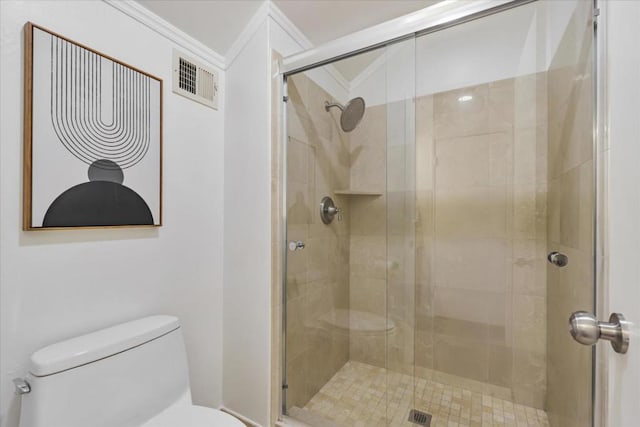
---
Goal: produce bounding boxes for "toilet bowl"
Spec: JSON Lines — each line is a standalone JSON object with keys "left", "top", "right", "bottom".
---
{"left": 143, "top": 405, "right": 244, "bottom": 427}
{"left": 17, "top": 315, "right": 243, "bottom": 427}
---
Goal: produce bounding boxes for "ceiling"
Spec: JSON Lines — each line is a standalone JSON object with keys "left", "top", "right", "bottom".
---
{"left": 136, "top": 0, "right": 438, "bottom": 59}
{"left": 135, "top": 0, "right": 264, "bottom": 56}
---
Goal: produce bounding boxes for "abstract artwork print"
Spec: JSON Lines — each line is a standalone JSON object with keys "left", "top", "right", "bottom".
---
{"left": 24, "top": 23, "right": 162, "bottom": 229}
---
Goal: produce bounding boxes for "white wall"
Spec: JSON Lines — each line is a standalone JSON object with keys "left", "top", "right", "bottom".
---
{"left": 0, "top": 2, "right": 225, "bottom": 426}
{"left": 222, "top": 18, "right": 272, "bottom": 427}
{"left": 222, "top": 9, "right": 307, "bottom": 425}
{"left": 605, "top": 1, "right": 640, "bottom": 426}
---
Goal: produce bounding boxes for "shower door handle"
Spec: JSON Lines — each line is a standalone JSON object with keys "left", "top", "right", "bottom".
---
{"left": 288, "top": 241, "right": 305, "bottom": 251}
{"left": 548, "top": 251, "right": 568, "bottom": 267}
{"left": 569, "top": 311, "right": 630, "bottom": 354}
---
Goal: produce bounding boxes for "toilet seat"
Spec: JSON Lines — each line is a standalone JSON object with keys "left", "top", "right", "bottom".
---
{"left": 142, "top": 405, "right": 246, "bottom": 427}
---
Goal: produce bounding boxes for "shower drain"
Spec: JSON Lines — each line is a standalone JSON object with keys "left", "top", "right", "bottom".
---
{"left": 408, "top": 409, "right": 432, "bottom": 426}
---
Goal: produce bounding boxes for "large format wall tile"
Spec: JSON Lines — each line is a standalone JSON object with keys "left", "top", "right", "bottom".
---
{"left": 434, "top": 238, "right": 509, "bottom": 292}
{"left": 416, "top": 73, "right": 549, "bottom": 409}
{"left": 435, "top": 186, "right": 509, "bottom": 238}
{"left": 285, "top": 73, "right": 351, "bottom": 410}
{"left": 545, "top": 3, "right": 594, "bottom": 424}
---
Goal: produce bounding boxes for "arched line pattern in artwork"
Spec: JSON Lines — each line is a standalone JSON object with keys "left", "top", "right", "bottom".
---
{"left": 50, "top": 35, "right": 151, "bottom": 170}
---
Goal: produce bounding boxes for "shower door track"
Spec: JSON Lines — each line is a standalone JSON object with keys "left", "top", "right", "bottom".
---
{"left": 280, "top": 0, "right": 536, "bottom": 78}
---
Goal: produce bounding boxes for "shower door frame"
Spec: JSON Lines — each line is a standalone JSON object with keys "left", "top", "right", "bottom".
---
{"left": 278, "top": 0, "right": 605, "bottom": 424}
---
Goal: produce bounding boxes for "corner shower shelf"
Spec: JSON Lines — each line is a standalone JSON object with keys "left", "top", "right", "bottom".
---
{"left": 333, "top": 190, "right": 383, "bottom": 197}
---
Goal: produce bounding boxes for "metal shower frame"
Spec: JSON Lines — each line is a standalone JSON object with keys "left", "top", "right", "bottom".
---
{"left": 278, "top": 0, "right": 605, "bottom": 424}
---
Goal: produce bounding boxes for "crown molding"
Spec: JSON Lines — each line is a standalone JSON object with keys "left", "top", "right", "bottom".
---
{"left": 267, "top": 1, "right": 350, "bottom": 93}
{"left": 224, "top": 1, "right": 349, "bottom": 94}
{"left": 349, "top": 50, "right": 389, "bottom": 92}
{"left": 223, "top": 1, "right": 272, "bottom": 69}
{"left": 224, "top": 1, "right": 318, "bottom": 69}
{"left": 266, "top": 1, "right": 313, "bottom": 51}
{"left": 105, "top": 0, "right": 351, "bottom": 93}
{"left": 102, "top": 0, "right": 225, "bottom": 70}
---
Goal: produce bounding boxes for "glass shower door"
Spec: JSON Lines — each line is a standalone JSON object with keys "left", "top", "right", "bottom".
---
{"left": 412, "top": 1, "right": 595, "bottom": 426}
{"left": 380, "top": 38, "right": 419, "bottom": 426}
{"left": 283, "top": 67, "right": 353, "bottom": 417}
{"left": 283, "top": 36, "right": 419, "bottom": 426}
{"left": 283, "top": 44, "right": 397, "bottom": 425}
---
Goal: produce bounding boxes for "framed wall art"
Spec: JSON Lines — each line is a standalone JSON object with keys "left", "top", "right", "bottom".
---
{"left": 23, "top": 22, "right": 162, "bottom": 230}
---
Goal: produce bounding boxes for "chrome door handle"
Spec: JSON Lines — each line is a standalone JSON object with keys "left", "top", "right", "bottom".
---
{"left": 569, "top": 311, "right": 630, "bottom": 354}
{"left": 288, "top": 241, "right": 305, "bottom": 251}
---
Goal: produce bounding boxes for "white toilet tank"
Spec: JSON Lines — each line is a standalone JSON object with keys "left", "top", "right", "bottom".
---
{"left": 19, "top": 315, "right": 193, "bottom": 427}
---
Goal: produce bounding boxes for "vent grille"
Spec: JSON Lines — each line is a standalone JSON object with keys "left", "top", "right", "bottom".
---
{"left": 179, "top": 58, "right": 197, "bottom": 94}
{"left": 197, "top": 67, "right": 216, "bottom": 101}
{"left": 408, "top": 409, "right": 432, "bottom": 426}
{"left": 173, "top": 51, "right": 218, "bottom": 109}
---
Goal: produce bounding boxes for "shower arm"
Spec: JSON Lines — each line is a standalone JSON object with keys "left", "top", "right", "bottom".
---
{"left": 324, "top": 101, "right": 345, "bottom": 112}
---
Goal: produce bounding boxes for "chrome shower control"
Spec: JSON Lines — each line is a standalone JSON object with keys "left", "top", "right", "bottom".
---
{"left": 548, "top": 251, "right": 569, "bottom": 267}
{"left": 569, "top": 311, "right": 630, "bottom": 354}
{"left": 320, "top": 196, "right": 341, "bottom": 224}
{"left": 288, "top": 241, "right": 305, "bottom": 251}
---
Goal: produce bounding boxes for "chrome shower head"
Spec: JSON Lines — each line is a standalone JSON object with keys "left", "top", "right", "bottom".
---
{"left": 324, "top": 97, "right": 366, "bottom": 132}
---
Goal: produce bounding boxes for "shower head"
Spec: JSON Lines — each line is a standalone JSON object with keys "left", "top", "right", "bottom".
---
{"left": 324, "top": 97, "right": 366, "bottom": 132}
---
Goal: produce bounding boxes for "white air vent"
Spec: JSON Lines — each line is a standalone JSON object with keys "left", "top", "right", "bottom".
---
{"left": 172, "top": 51, "right": 219, "bottom": 110}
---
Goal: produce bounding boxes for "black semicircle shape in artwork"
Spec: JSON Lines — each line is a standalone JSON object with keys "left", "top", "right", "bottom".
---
{"left": 43, "top": 181, "right": 154, "bottom": 227}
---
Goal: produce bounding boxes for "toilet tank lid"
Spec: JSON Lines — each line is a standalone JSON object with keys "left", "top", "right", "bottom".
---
{"left": 29, "top": 315, "right": 180, "bottom": 377}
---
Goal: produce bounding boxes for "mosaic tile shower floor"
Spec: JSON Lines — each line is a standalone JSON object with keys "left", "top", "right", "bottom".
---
{"left": 300, "top": 361, "right": 549, "bottom": 427}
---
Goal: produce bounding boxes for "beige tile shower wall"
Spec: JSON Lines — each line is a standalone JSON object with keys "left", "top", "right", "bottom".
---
{"left": 545, "top": 3, "right": 594, "bottom": 426}
{"left": 346, "top": 99, "right": 419, "bottom": 377}
{"left": 415, "top": 95, "right": 435, "bottom": 378}
{"left": 285, "top": 74, "right": 351, "bottom": 409}
{"left": 347, "top": 98, "right": 420, "bottom": 378}
{"left": 511, "top": 73, "right": 549, "bottom": 410}
{"left": 415, "top": 74, "right": 549, "bottom": 409}
{"left": 386, "top": 100, "right": 417, "bottom": 376}
{"left": 347, "top": 104, "right": 388, "bottom": 368}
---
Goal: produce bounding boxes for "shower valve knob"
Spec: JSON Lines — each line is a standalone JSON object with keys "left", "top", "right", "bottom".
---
{"left": 327, "top": 206, "right": 341, "bottom": 220}
{"left": 320, "top": 196, "right": 341, "bottom": 224}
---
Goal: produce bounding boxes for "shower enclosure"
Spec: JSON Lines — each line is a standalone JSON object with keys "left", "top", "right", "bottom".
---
{"left": 280, "top": 1, "right": 597, "bottom": 426}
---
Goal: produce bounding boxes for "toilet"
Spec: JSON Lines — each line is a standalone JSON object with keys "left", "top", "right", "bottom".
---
{"left": 17, "top": 315, "right": 244, "bottom": 427}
